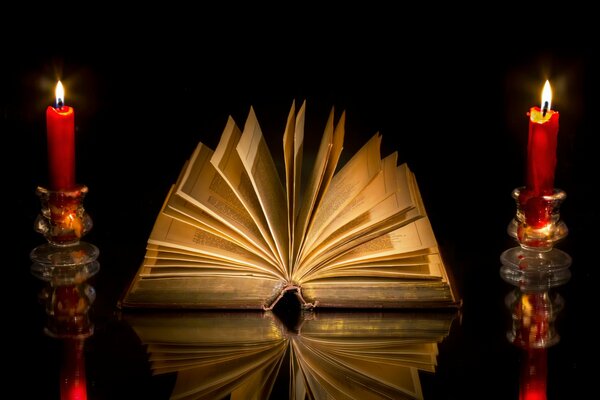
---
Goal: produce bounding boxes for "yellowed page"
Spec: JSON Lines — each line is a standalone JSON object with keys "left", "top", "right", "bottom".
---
{"left": 237, "top": 107, "right": 289, "bottom": 275}
{"left": 295, "top": 164, "right": 420, "bottom": 280}
{"left": 324, "top": 218, "right": 438, "bottom": 270}
{"left": 143, "top": 255, "right": 258, "bottom": 270}
{"left": 294, "top": 108, "right": 337, "bottom": 263}
{"left": 210, "top": 116, "right": 281, "bottom": 268}
{"left": 301, "top": 135, "right": 384, "bottom": 258}
{"left": 148, "top": 211, "right": 285, "bottom": 280}
{"left": 283, "top": 101, "right": 305, "bottom": 268}
{"left": 144, "top": 248, "right": 252, "bottom": 266}
{"left": 176, "top": 142, "right": 278, "bottom": 272}
{"left": 139, "top": 259, "right": 277, "bottom": 280}
{"left": 305, "top": 264, "right": 441, "bottom": 281}
{"left": 166, "top": 190, "right": 279, "bottom": 267}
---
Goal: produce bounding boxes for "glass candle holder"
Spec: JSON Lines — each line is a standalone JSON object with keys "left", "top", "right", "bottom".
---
{"left": 34, "top": 185, "right": 93, "bottom": 245}
{"left": 500, "top": 187, "right": 571, "bottom": 288}
{"left": 507, "top": 187, "right": 568, "bottom": 251}
{"left": 30, "top": 185, "right": 99, "bottom": 279}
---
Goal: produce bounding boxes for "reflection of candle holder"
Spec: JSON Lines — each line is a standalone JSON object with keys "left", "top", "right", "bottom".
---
{"left": 506, "top": 288, "right": 563, "bottom": 349}
{"left": 30, "top": 185, "right": 99, "bottom": 282}
{"left": 37, "top": 267, "right": 96, "bottom": 399}
{"left": 505, "top": 286, "right": 565, "bottom": 400}
{"left": 500, "top": 187, "right": 571, "bottom": 287}
{"left": 40, "top": 281, "right": 96, "bottom": 339}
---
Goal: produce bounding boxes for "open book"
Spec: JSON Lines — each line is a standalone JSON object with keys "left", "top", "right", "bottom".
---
{"left": 124, "top": 310, "right": 457, "bottom": 400}
{"left": 120, "top": 102, "right": 459, "bottom": 309}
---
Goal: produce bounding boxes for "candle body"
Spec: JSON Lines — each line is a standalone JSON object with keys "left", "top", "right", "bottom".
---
{"left": 526, "top": 107, "right": 559, "bottom": 197}
{"left": 46, "top": 105, "right": 75, "bottom": 190}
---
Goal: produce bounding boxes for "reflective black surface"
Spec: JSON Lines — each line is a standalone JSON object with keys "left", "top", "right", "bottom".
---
{"left": 4, "top": 30, "right": 598, "bottom": 399}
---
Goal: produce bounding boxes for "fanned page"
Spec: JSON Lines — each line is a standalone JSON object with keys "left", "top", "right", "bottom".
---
{"left": 237, "top": 108, "right": 290, "bottom": 276}
{"left": 120, "top": 102, "right": 459, "bottom": 309}
{"left": 293, "top": 108, "right": 345, "bottom": 265}
{"left": 175, "top": 142, "right": 280, "bottom": 271}
{"left": 210, "top": 116, "right": 280, "bottom": 271}
{"left": 125, "top": 310, "right": 457, "bottom": 400}
{"left": 298, "top": 133, "right": 382, "bottom": 265}
{"left": 283, "top": 101, "right": 305, "bottom": 268}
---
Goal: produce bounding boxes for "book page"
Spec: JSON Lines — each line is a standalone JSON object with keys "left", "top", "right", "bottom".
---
{"left": 176, "top": 142, "right": 280, "bottom": 273}
{"left": 306, "top": 257, "right": 443, "bottom": 281}
{"left": 144, "top": 247, "right": 254, "bottom": 266}
{"left": 293, "top": 109, "right": 345, "bottom": 264}
{"left": 295, "top": 164, "right": 421, "bottom": 280}
{"left": 301, "top": 135, "right": 384, "bottom": 258}
{"left": 283, "top": 101, "right": 305, "bottom": 267}
{"left": 237, "top": 107, "right": 289, "bottom": 275}
{"left": 140, "top": 258, "right": 278, "bottom": 280}
{"left": 148, "top": 210, "right": 285, "bottom": 280}
{"left": 324, "top": 218, "right": 438, "bottom": 269}
{"left": 211, "top": 116, "right": 281, "bottom": 268}
{"left": 165, "top": 189, "right": 279, "bottom": 267}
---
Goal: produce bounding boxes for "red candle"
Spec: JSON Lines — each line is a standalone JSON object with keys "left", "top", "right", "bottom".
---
{"left": 526, "top": 80, "right": 559, "bottom": 197}
{"left": 47, "top": 81, "right": 76, "bottom": 190}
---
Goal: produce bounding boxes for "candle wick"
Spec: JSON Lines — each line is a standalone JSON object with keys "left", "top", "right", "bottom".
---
{"left": 542, "top": 101, "right": 549, "bottom": 117}
{"left": 57, "top": 99, "right": 64, "bottom": 110}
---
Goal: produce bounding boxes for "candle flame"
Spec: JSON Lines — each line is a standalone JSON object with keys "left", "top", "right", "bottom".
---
{"left": 541, "top": 80, "right": 552, "bottom": 111}
{"left": 56, "top": 81, "right": 65, "bottom": 107}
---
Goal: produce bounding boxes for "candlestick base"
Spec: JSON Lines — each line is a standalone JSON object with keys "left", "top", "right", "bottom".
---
{"left": 500, "top": 247, "right": 571, "bottom": 290}
{"left": 501, "top": 186, "right": 571, "bottom": 289}
{"left": 30, "top": 185, "right": 99, "bottom": 284}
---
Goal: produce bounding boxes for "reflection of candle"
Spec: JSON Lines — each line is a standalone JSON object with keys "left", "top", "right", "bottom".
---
{"left": 512, "top": 291, "right": 551, "bottom": 400}
{"left": 61, "top": 339, "right": 87, "bottom": 400}
{"left": 526, "top": 80, "right": 559, "bottom": 196}
{"left": 520, "top": 349, "right": 547, "bottom": 400}
{"left": 47, "top": 81, "right": 76, "bottom": 190}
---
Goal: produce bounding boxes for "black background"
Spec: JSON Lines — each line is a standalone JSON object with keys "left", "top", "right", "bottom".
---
{"left": 2, "top": 16, "right": 599, "bottom": 399}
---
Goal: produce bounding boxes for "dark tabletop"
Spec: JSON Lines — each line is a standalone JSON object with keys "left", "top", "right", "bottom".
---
{"left": 3, "top": 23, "right": 598, "bottom": 399}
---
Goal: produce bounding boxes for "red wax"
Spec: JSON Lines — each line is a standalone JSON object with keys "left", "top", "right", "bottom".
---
{"left": 46, "top": 105, "right": 75, "bottom": 190}
{"left": 526, "top": 106, "right": 559, "bottom": 197}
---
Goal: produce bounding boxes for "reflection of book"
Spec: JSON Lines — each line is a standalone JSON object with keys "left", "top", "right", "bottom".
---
{"left": 125, "top": 310, "right": 457, "bottom": 400}
{"left": 120, "top": 102, "right": 459, "bottom": 309}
